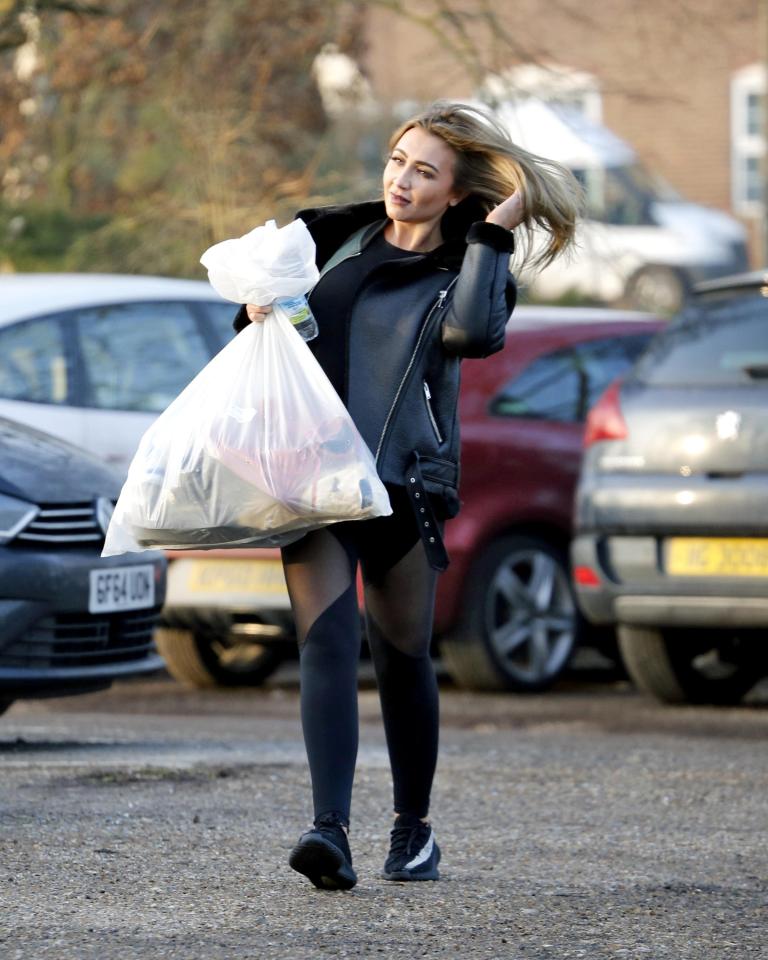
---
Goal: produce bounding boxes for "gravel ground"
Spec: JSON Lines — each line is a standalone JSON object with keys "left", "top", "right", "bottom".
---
{"left": 1, "top": 674, "right": 767, "bottom": 959}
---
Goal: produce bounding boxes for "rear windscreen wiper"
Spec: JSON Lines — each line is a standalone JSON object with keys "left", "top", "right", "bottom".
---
{"left": 741, "top": 363, "right": 768, "bottom": 379}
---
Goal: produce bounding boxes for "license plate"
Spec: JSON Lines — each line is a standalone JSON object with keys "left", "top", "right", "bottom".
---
{"left": 89, "top": 564, "right": 156, "bottom": 613}
{"left": 666, "top": 538, "right": 768, "bottom": 577}
{"left": 166, "top": 558, "right": 289, "bottom": 608}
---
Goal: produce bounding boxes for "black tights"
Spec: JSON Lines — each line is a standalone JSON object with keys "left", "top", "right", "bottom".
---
{"left": 281, "top": 490, "right": 440, "bottom": 824}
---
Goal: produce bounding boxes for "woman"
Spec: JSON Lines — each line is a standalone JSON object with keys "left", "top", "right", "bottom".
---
{"left": 235, "top": 100, "right": 581, "bottom": 890}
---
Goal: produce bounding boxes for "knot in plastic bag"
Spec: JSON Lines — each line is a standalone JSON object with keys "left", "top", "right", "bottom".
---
{"left": 200, "top": 219, "right": 319, "bottom": 306}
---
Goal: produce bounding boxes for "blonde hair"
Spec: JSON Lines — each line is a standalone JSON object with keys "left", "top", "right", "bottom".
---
{"left": 388, "top": 100, "right": 583, "bottom": 270}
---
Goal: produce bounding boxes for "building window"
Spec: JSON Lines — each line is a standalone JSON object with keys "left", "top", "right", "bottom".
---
{"left": 731, "top": 64, "right": 766, "bottom": 216}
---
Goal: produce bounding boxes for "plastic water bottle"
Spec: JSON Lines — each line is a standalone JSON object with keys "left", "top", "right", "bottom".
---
{"left": 277, "top": 294, "right": 318, "bottom": 341}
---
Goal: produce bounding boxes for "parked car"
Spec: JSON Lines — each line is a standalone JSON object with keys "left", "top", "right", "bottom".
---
{"left": 0, "top": 273, "right": 235, "bottom": 473}
{"left": 0, "top": 416, "right": 166, "bottom": 715}
{"left": 157, "top": 305, "right": 663, "bottom": 693}
{"left": 0, "top": 272, "right": 272, "bottom": 693}
{"left": 0, "top": 275, "right": 666, "bottom": 692}
{"left": 572, "top": 271, "right": 768, "bottom": 704}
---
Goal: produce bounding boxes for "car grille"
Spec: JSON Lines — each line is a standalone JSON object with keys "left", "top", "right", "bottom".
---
{"left": 0, "top": 607, "right": 161, "bottom": 669}
{"left": 16, "top": 502, "right": 103, "bottom": 546}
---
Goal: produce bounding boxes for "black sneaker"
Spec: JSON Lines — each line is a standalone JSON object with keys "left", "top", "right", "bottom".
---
{"left": 383, "top": 813, "right": 441, "bottom": 881}
{"left": 288, "top": 812, "right": 357, "bottom": 890}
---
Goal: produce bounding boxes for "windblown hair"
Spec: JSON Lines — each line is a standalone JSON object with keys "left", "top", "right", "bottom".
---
{"left": 388, "top": 100, "right": 583, "bottom": 270}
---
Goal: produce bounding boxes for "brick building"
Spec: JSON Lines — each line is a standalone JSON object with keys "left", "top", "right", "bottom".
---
{"left": 361, "top": 0, "right": 766, "bottom": 263}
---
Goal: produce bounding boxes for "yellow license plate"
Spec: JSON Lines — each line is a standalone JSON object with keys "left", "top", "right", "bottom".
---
{"left": 166, "top": 557, "right": 289, "bottom": 607}
{"left": 187, "top": 559, "right": 287, "bottom": 594}
{"left": 666, "top": 538, "right": 768, "bottom": 577}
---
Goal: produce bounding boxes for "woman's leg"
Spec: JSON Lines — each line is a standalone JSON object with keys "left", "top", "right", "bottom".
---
{"left": 362, "top": 529, "right": 443, "bottom": 881}
{"left": 362, "top": 536, "right": 440, "bottom": 820}
{"left": 281, "top": 527, "right": 361, "bottom": 823}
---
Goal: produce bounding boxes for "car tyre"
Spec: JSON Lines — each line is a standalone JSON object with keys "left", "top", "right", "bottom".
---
{"left": 154, "top": 626, "right": 284, "bottom": 688}
{"left": 440, "top": 535, "right": 580, "bottom": 692}
{"left": 617, "top": 625, "right": 763, "bottom": 705}
{"left": 624, "top": 265, "right": 688, "bottom": 315}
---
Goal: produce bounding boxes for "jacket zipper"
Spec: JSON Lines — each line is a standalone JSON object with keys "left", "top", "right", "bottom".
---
{"left": 422, "top": 380, "right": 444, "bottom": 444}
{"left": 375, "top": 282, "right": 455, "bottom": 465}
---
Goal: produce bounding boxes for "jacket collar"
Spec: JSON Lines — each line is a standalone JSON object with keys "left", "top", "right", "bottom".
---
{"left": 297, "top": 196, "right": 488, "bottom": 272}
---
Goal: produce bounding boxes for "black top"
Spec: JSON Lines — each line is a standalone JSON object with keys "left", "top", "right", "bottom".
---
{"left": 307, "top": 229, "right": 422, "bottom": 403}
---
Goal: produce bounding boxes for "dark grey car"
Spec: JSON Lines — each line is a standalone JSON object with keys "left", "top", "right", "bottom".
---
{"left": 0, "top": 417, "right": 166, "bottom": 714}
{"left": 572, "top": 271, "right": 768, "bottom": 704}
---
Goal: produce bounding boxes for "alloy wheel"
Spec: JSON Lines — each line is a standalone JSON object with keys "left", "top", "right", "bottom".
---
{"left": 483, "top": 546, "right": 575, "bottom": 687}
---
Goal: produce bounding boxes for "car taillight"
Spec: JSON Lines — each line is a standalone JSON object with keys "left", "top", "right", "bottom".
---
{"left": 583, "top": 380, "right": 628, "bottom": 448}
{"left": 573, "top": 565, "right": 601, "bottom": 587}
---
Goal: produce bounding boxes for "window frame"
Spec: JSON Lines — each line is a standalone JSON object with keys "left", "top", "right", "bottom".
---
{"left": 731, "top": 63, "right": 766, "bottom": 217}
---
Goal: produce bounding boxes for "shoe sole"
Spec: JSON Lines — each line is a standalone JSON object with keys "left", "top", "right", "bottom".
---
{"left": 382, "top": 867, "right": 440, "bottom": 881}
{"left": 289, "top": 835, "right": 357, "bottom": 891}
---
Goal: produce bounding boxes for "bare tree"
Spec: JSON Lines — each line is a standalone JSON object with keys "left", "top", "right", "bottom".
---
{"left": 0, "top": 0, "right": 605, "bottom": 274}
{"left": 0, "top": 0, "right": 104, "bottom": 52}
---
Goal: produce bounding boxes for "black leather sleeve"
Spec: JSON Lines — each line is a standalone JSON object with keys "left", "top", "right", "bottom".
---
{"left": 232, "top": 304, "right": 250, "bottom": 333}
{"left": 440, "top": 221, "right": 516, "bottom": 358}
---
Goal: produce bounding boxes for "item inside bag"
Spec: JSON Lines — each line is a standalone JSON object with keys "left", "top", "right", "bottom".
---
{"left": 122, "top": 417, "right": 377, "bottom": 550}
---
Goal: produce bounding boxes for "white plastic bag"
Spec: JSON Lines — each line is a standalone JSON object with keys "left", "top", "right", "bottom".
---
{"left": 199, "top": 218, "right": 319, "bottom": 305}
{"left": 102, "top": 305, "right": 392, "bottom": 556}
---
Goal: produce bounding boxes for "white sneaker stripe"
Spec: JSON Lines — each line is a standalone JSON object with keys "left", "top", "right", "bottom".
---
{"left": 405, "top": 830, "right": 434, "bottom": 869}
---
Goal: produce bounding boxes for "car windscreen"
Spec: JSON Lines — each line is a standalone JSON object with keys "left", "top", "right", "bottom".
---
{"left": 633, "top": 292, "right": 768, "bottom": 386}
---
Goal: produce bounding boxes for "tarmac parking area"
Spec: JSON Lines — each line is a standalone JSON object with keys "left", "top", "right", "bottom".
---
{"left": 1, "top": 671, "right": 767, "bottom": 960}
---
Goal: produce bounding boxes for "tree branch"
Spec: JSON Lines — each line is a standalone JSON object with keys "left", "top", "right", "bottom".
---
{"left": 0, "top": 0, "right": 106, "bottom": 52}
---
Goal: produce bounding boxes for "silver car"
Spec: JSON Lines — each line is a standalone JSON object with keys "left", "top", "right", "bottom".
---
{"left": 572, "top": 271, "right": 768, "bottom": 704}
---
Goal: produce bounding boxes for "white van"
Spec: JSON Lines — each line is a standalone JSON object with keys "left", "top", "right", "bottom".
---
{"left": 494, "top": 99, "right": 749, "bottom": 313}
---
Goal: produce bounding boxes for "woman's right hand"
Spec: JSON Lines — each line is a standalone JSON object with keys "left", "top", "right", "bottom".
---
{"left": 246, "top": 303, "right": 272, "bottom": 322}
{"left": 486, "top": 191, "right": 526, "bottom": 231}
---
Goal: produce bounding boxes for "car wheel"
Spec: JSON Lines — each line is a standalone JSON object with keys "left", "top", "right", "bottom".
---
{"left": 624, "top": 265, "right": 687, "bottom": 314}
{"left": 440, "top": 535, "right": 580, "bottom": 692}
{"left": 154, "top": 626, "right": 284, "bottom": 688}
{"left": 617, "top": 625, "right": 764, "bottom": 705}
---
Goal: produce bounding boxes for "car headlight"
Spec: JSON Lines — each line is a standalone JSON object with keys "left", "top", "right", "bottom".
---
{"left": 0, "top": 492, "right": 38, "bottom": 544}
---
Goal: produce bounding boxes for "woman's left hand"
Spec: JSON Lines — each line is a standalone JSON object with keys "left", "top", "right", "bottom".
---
{"left": 486, "top": 192, "right": 525, "bottom": 231}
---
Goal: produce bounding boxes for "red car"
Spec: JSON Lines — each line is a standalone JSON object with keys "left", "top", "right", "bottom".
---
{"left": 157, "top": 306, "right": 663, "bottom": 692}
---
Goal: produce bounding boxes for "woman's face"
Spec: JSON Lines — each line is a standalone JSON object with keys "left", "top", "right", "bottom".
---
{"left": 383, "top": 127, "right": 463, "bottom": 226}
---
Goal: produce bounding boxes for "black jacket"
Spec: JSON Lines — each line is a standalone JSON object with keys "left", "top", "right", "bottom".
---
{"left": 234, "top": 198, "right": 516, "bottom": 528}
